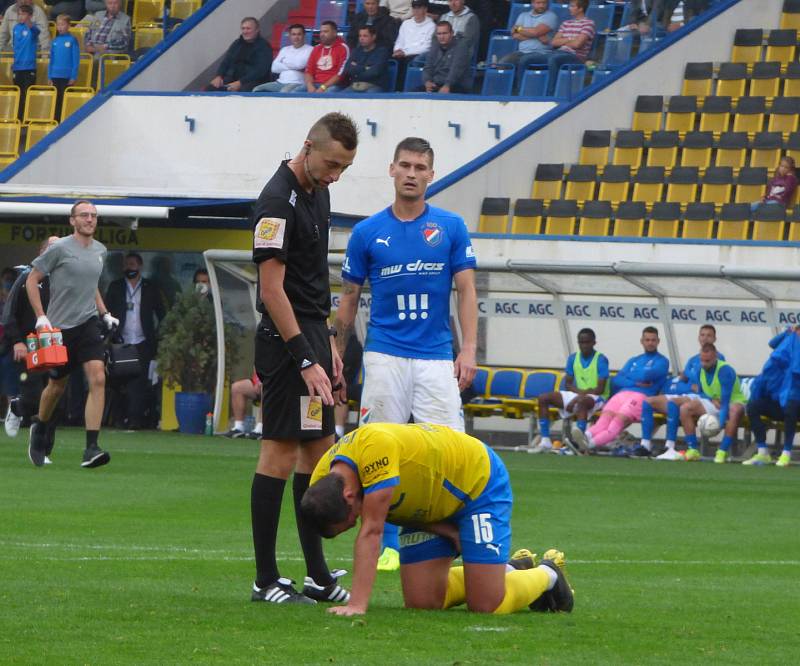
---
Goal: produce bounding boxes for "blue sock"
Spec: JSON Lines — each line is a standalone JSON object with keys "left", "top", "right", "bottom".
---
{"left": 666, "top": 401, "right": 680, "bottom": 441}
{"left": 576, "top": 419, "right": 587, "bottom": 433}
{"left": 538, "top": 418, "right": 550, "bottom": 438}
{"left": 686, "top": 434, "right": 698, "bottom": 450}
{"left": 382, "top": 522, "right": 399, "bottom": 551}
{"left": 720, "top": 435, "right": 733, "bottom": 452}
{"left": 640, "top": 403, "right": 653, "bottom": 439}
{"left": 784, "top": 430, "right": 795, "bottom": 454}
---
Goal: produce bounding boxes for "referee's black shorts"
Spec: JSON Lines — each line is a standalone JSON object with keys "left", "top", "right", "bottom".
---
{"left": 51, "top": 316, "right": 105, "bottom": 380}
{"left": 255, "top": 319, "right": 334, "bottom": 441}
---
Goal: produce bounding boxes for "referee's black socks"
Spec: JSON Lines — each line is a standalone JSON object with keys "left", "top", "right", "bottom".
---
{"left": 293, "top": 472, "right": 333, "bottom": 586}
{"left": 251, "top": 473, "right": 285, "bottom": 588}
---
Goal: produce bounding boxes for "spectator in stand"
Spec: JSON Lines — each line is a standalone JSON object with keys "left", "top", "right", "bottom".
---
{"left": 305, "top": 20, "right": 350, "bottom": 93}
{"left": 49, "top": 14, "right": 80, "bottom": 119}
{"left": 206, "top": 17, "right": 272, "bottom": 92}
{"left": 751, "top": 156, "right": 797, "bottom": 213}
{"left": 344, "top": 26, "right": 390, "bottom": 93}
{"left": 381, "top": 0, "right": 412, "bottom": 21}
{"left": 193, "top": 267, "right": 211, "bottom": 298}
{"left": 223, "top": 370, "right": 263, "bottom": 440}
{"left": 392, "top": 0, "right": 435, "bottom": 84}
{"left": 441, "top": 0, "right": 479, "bottom": 59}
{"left": 45, "top": 1, "right": 83, "bottom": 21}
{"left": 348, "top": 0, "right": 399, "bottom": 51}
{"left": 11, "top": 4, "right": 38, "bottom": 117}
{"left": 518, "top": 0, "right": 595, "bottom": 96}
{"left": 500, "top": 0, "right": 558, "bottom": 90}
{"left": 253, "top": 24, "right": 313, "bottom": 93}
{"left": 82, "top": 0, "right": 131, "bottom": 58}
{"left": 0, "top": 0, "right": 50, "bottom": 53}
{"left": 420, "top": 20, "right": 471, "bottom": 93}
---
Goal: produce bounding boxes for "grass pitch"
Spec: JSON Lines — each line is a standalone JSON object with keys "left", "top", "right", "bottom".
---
{"left": 1, "top": 428, "right": 798, "bottom": 665}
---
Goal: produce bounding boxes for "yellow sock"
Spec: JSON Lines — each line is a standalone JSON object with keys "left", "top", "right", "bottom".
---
{"left": 493, "top": 568, "right": 550, "bottom": 615}
{"left": 442, "top": 566, "right": 466, "bottom": 609}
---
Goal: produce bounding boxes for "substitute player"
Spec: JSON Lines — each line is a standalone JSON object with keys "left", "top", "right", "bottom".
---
{"left": 532, "top": 328, "right": 609, "bottom": 454}
{"left": 250, "top": 113, "right": 357, "bottom": 605}
{"left": 301, "top": 422, "right": 573, "bottom": 616}
{"left": 333, "top": 137, "right": 478, "bottom": 570}
{"left": 25, "top": 200, "right": 118, "bottom": 468}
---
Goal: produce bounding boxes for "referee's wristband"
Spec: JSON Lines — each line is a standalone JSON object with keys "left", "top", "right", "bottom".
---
{"left": 286, "top": 333, "right": 318, "bottom": 371}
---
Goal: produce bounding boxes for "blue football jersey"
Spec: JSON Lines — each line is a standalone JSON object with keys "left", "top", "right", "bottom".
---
{"left": 342, "top": 205, "right": 476, "bottom": 359}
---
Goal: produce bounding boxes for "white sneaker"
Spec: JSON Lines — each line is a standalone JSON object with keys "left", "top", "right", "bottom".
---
{"left": 4, "top": 404, "right": 21, "bottom": 438}
{"left": 44, "top": 456, "right": 52, "bottom": 465}
{"left": 656, "top": 448, "right": 681, "bottom": 461}
{"left": 570, "top": 426, "right": 591, "bottom": 453}
{"left": 530, "top": 440, "right": 553, "bottom": 454}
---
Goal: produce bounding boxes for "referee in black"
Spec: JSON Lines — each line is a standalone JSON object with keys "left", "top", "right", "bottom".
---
{"left": 250, "top": 112, "right": 358, "bottom": 604}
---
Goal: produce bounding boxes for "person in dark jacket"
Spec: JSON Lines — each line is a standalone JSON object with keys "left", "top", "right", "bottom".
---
{"left": 420, "top": 20, "right": 471, "bottom": 94}
{"left": 206, "top": 16, "right": 272, "bottom": 92}
{"left": 344, "top": 26, "right": 389, "bottom": 92}
{"left": 347, "top": 0, "right": 398, "bottom": 50}
{"left": 104, "top": 251, "right": 166, "bottom": 429}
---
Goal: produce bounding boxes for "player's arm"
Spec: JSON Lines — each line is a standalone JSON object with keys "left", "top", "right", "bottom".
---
{"left": 25, "top": 268, "right": 47, "bottom": 320}
{"left": 259, "top": 258, "right": 333, "bottom": 405}
{"left": 95, "top": 289, "right": 109, "bottom": 316}
{"left": 453, "top": 269, "right": 477, "bottom": 391}
{"left": 717, "top": 366, "right": 735, "bottom": 427}
{"left": 612, "top": 358, "right": 637, "bottom": 390}
{"left": 328, "top": 486, "right": 393, "bottom": 616}
{"left": 334, "top": 278, "right": 362, "bottom": 357}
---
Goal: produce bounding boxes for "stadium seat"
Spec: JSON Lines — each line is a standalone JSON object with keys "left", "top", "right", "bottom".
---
{"left": 482, "top": 64, "right": 515, "bottom": 96}
{"left": 578, "top": 200, "right": 612, "bottom": 236}
{"left": 464, "top": 368, "right": 525, "bottom": 417}
{"left": 170, "top": 0, "right": 202, "bottom": 21}
{"left": 68, "top": 24, "right": 88, "bottom": 51}
{"left": 0, "top": 153, "right": 16, "bottom": 168}
{"left": 785, "top": 131, "right": 800, "bottom": 162}
{"left": 699, "top": 96, "right": 732, "bottom": 134}
{"left": 700, "top": 166, "right": 734, "bottom": 207}
{"left": 597, "top": 164, "right": 631, "bottom": 204}
{"left": 384, "top": 59, "right": 398, "bottom": 93}
{"left": 134, "top": 23, "right": 163, "bottom": 52}
{"left": 716, "top": 131, "right": 748, "bottom": 171}
{"left": 716, "top": 62, "right": 747, "bottom": 100}
{"left": 648, "top": 202, "right": 681, "bottom": 238}
{"left": 587, "top": 3, "right": 614, "bottom": 32}
{"left": 579, "top": 129, "right": 611, "bottom": 166}
{"left": 664, "top": 95, "right": 697, "bottom": 136}
{"left": 553, "top": 63, "right": 586, "bottom": 100}
{"left": 781, "top": 0, "right": 800, "bottom": 29}
{"left": 502, "top": 370, "right": 560, "bottom": 416}
{"left": 680, "top": 131, "right": 714, "bottom": 170}
{"left": 479, "top": 197, "right": 510, "bottom": 233}
{"left": 507, "top": 3, "right": 531, "bottom": 31}
{"left": 749, "top": 131, "right": 783, "bottom": 169}
{"left": 612, "top": 130, "right": 645, "bottom": 169}
{"left": 632, "top": 95, "right": 663, "bottom": 136}
{"left": 732, "top": 96, "right": 766, "bottom": 135}
{"left": 35, "top": 55, "right": 48, "bottom": 86}
{"left": 768, "top": 96, "right": 800, "bottom": 136}
{"left": 486, "top": 30, "right": 517, "bottom": 64}
{"left": 631, "top": 166, "right": 665, "bottom": 206}
{"left": 787, "top": 204, "right": 800, "bottom": 241}
{"left": 752, "top": 202, "right": 786, "bottom": 241}
{"left": 22, "top": 85, "right": 56, "bottom": 123}
{"left": 531, "top": 163, "right": 564, "bottom": 200}
{"left": 403, "top": 64, "right": 424, "bottom": 92}
{"left": 564, "top": 164, "right": 597, "bottom": 201}
{"left": 511, "top": 198, "right": 544, "bottom": 234}
{"left": 60, "top": 86, "right": 94, "bottom": 121}
{"left": 77, "top": 53, "right": 93, "bottom": 88}
{"left": 0, "top": 85, "right": 19, "bottom": 121}
{"left": 784, "top": 61, "right": 800, "bottom": 97}
{"left": 765, "top": 29, "right": 797, "bottom": 64}
{"left": 601, "top": 32, "right": 633, "bottom": 69}
{"left": 646, "top": 130, "right": 679, "bottom": 169}
{"left": 682, "top": 202, "right": 715, "bottom": 239}
{"left": 613, "top": 201, "right": 646, "bottom": 237}
{"left": 99, "top": 54, "right": 131, "bottom": 88}
{"left": 665, "top": 166, "right": 699, "bottom": 204}
{"left": 518, "top": 65, "right": 549, "bottom": 97}
{"left": 0, "top": 53, "right": 12, "bottom": 86}
{"left": 132, "top": 0, "right": 165, "bottom": 25}
{"left": 551, "top": 2, "right": 571, "bottom": 24}
{"left": 24, "top": 120, "right": 57, "bottom": 151}
{"left": 718, "top": 202, "right": 751, "bottom": 240}
{"left": 470, "top": 366, "right": 491, "bottom": 398}
{"left": 735, "top": 167, "right": 768, "bottom": 204}
{"left": 591, "top": 67, "right": 613, "bottom": 87}
{"left": 544, "top": 199, "right": 578, "bottom": 235}
{"left": 682, "top": 62, "right": 713, "bottom": 100}
{"left": 0, "top": 119, "right": 20, "bottom": 156}
{"left": 750, "top": 61, "right": 781, "bottom": 99}
{"left": 730, "top": 28, "right": 763, "bottom": 66}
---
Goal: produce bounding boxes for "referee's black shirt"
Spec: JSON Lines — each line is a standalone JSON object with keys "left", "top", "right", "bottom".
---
{"left": 252, "top": 160, "right": 331, "bottom": 322}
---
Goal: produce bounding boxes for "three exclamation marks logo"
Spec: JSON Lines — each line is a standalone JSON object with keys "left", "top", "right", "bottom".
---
{"left": 396, "top": 294, "right": 429, "bottom": 320}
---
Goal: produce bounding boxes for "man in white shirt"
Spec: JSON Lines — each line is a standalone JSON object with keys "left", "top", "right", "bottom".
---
{"left": 392, "top": 0, "right": 436, "bottom": 84}
{"left": 253, "top": 24, "right": 313, "bottom": 93}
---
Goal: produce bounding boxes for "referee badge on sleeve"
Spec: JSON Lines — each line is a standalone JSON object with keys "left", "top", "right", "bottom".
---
{"left": 254, "top": 217, "right": 286, "bottom": 249}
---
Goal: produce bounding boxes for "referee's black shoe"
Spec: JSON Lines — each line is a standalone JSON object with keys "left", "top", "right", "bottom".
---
{"left": 81, "top": 445, "right": 110, "bottom": 469}
{"left": 28, "top": 418, "right": 48, "bottom": 467}
{"left": 252, "top": 578, "right": 316, "bottom": 604}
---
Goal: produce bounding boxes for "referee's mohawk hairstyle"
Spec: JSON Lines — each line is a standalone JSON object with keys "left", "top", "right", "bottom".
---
{"left": 393, "top": 137, "right": 434, "bottom": 167}
{"left": 300, "top": 473, "right": 350, "bottom": 538}
{"left": 308, "top": 113, "right": 359, "bottom": 151}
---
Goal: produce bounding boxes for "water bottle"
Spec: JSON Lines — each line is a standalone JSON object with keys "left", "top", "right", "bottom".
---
{"left": 204, "top": 412, "right": 214, "bottom": 436}
{"left": 244, "top": 415, "right": 256, "bottom": 434}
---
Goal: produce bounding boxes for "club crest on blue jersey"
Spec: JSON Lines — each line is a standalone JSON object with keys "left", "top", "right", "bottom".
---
{"left": 422, "top": 222, "right": 443, "bottom": 247}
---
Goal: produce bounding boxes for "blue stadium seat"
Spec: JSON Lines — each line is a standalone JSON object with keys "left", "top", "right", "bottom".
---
{"left": 384, "top": 59, "right": 398, "bottom": 92}
{"left": 481, "top": 65, "right": 515, "bottom": 96}
{"left": 620, "top": 1, "right": 636, "bottom": 27}
{"left": 486, "top": 30, "right": 517, "bottom": 64}
{"left": 553, "top": 63, "right": 586, "bottom": 99}
{"left": 551, "top": 3, "right": 571, "bottom": 25}
{"left": 470, "top": 367, "right": 491, "bottom": 396}
{"left": 587, "top": 3, "right": 615, "bottom": 32}
{"left": 591, "top": 67, "right": 613, "bottom": 85}
{"left": 601, "top": 32, "right": 633, "bottom": 68}
{"left": 507, "top": 3, "right": 531, "bottom": 31}
{"left": 518, "top": 65, "right": 549, "bottom": 97}
{"left": 315, "top": 0, "right": 348, "bottom": 27}
{"left": 403, "top": 63, "right": 424, "bottom": 92}
{"left": 491, "top": 369, "right": 525, "bottom": 398}
{"left": 523, "top": 371, "right": 557, "bottom": 399}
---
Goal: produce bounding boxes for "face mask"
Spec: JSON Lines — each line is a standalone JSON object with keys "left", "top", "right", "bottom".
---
{"left": 195, "top": 282, "right": 209, "bottom": 295}
{"left": 125, "top": 270, "right": 139, "bottom": 279}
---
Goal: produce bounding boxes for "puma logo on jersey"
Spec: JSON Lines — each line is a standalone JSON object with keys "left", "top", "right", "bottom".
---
{"left": 376, "top": 236, "right": 391, "bottom": 247}
{"left": 485, "top": 543, "right": 500, "bottom": 556}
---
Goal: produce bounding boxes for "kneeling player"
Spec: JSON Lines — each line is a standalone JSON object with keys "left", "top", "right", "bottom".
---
{"left": 302, "top": 423, "right": 573, "bottom": 616}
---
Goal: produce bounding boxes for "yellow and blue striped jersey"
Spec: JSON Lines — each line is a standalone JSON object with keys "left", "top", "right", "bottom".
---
{"left": 310, "top": 423, "right": 492, "bottom": 525}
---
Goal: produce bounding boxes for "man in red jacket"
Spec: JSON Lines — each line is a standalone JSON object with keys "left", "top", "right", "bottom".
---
{"left": 305, "top": 20, "right": 350, "bottom": 93}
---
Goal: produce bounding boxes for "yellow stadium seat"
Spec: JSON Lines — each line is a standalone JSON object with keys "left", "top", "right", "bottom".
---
{"left": 716, "top": 132, "right": 748, "bottom": 172}
{"left": 781, "top": 1, "right": 800, "bottom": 30}
{"left": 134, "top": 23, "right": 163, "bottom": 51}
{"left": 632, "top": 95, "right": 663, "bottom": 136}
{"left": 69, "top": 24, "right": 88, "bottom": 51}
{"left": 682, "top": 202, "right": 715, "bottom": 239}
{"left": 579, "top": 130, "right": 611, "bottom": 167}
{"left": 613, "top": 201, "right": 646, "bottom": 237}
{"left": 0, "top": 153, "right": 16, "bottom": 168}
{"left": 564, "top": 164, "right": 597, "bottom": 202}
{"left": 682, "top": 62, "right": 713, "bottom": 100}
{"left": 77, "top": 53, "right": 93, "bottom": 88}
{"left": 750, "top": 61, "right": 781, "bottom": 99}
{"left": 664, "top": 96, "right": 697, "bottom": 136}
{"left": 35, "top": 55, "right": 49, "bottom": 85}
{"left": 170, "top": 0, "right": 202, "bottom": 21}
{"left": 680, "top": 131, "right": 713, "bottom": 171}
{"left": 732, "top": 96, "right": 766, "bottom": 135}
{"left": 786, "top": 131, "right": 800, "bottom": 162}
{"left": 768, "top": 96, "right": 800, "bottom": 137}
{"left": 646, "top": 130, "right": 679, "bottom": 169}
{"left": 0, "top": 85, "right": 20, "bottom": 121}
{"left": 750, "top": 132, "right": 783, "bottom": 170}
{"left": 735, "top": 167, "right": 768, "bottom": 204}
{"left": 0, "top": 53, "right": 13, "bottom": 86}
{"left": 699, "top": 96, "right": 732, "bottom": 134}
{"left": 631, "top": 166, "right": 665, "bottom": 206}
{"left": 531, "top": 163, "right": 564, "bottom": 200}
{"left": 716, "top": 62, "right": 747, "bottom": 100}
{"left": 48, "top": 21, "right": 55, "bottom": 40}
{"left": 133, "top": 0, "right": 165, "bottom": 25}
{"left": 478, "top": 197, "right": 509, "bottom": 233}
{"left": 597, "top": 165, "right": 631, "bottom": 204}
{"left": 717, "top": 203, "right": 750, "bottom": 240}
{"left": 648, "top": 202, "right": 681, "bottom": 238}
{"left": 752, "top": 203, "right": 786, "bottom": 241}
{"left": 60, "top": 86, "right": 94, "bottom": 121}
{"left": 785, "top": 62, "right": 800, "bottom": 96}
{"left": 24, "top": 120, "right": 58, "bottom": 151}
{"left": 22, "top": 85, "right": 56, "bottom": 123}
{"left": 700, "top": 167, "right": 734, "bottom": 207}
{"left": 544, "top": 200, "right": 578, "bottom": 235}
{"left": 612, "top": 130, "right": 645, "bottom": 169}
{"left": 99, "top": 53, "right": 131, "bottom": 88}
{"left": 578, "top": 201, "right": 612, "bottom": 236}
{"left": 765, "top": 29, "right": 797, "bottom": 64}
{"left": 730, "top": 29, "right": 763, "bottom": 66}
{"left": 787, "top": 205, "right": 800, "bottom": 241}
{"left": 665, "top": 166, "right": 699, "bottom": 204}
{"left": 511, "top": 199, "right": 544, "bottom": 234}
{"left": 0, "top": 119, "right": 21, "bottom": 155}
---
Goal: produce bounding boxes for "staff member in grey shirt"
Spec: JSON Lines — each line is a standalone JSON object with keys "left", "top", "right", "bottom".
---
{"left": 25, "top": 200, "right": 119, "bottom": 468}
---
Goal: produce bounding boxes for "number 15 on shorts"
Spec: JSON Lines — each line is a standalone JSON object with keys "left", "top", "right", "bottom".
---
{"left": 471, "top": 513, "right": 494, "bottom": 543}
